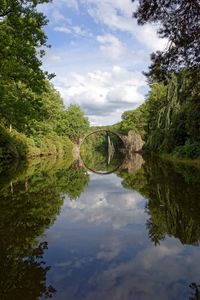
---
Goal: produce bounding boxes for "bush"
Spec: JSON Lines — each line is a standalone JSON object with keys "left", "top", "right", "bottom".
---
{"left": 173, "top": 140, "right": 200, "bottom": 159}
{"left": 0, "top": 124, "right": 74, "bottom": 160}
{"left": 0, "top": 125, "right": 36, "bottom": 159}
{"left": 33, "top": 133, "right": 73, "bottom": 158}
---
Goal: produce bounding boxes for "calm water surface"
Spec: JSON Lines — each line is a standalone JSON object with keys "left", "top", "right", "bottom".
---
{"left": 0, "top": 155, "right": 200, "bottom": 300}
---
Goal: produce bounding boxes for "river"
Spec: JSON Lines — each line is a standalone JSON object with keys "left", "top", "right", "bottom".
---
{"left": 0, "top": 154, "right": 200, "bottom": 300}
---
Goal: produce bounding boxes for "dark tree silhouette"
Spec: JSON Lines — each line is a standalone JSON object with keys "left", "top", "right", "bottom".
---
{"left": 132, "top": 0, "right": 200, "bottom": 79}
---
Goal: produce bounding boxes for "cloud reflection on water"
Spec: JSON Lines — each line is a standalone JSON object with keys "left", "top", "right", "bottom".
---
{"left": 43, "top": 172, "right": 199, "bottom": 300}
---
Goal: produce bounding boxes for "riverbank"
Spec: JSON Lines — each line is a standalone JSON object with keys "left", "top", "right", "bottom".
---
{"left": 0, "top": 124, "right": 74, "bottom": 161}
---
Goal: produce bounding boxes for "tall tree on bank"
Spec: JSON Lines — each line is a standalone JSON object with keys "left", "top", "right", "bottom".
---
{"left": 132, "top": 0, "right": 200, "bottom": 80}
{"left": 0, "top": 0, "right": 53, "bottom": 89}
{"left": 0, "top": 0, "right": 53, "bottom": 127}
{"left": 57, "top": 104, "right": 90, "bottom": 143}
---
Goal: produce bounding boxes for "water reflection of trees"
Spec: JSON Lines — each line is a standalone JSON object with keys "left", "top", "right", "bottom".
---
{"left": 0, "top": 158, "right": 90, "bottom": 299}
{"left": 189, "top": 283, "right": 200, "bottom": 300}
{"left": 118, "top": 157, "right": 200, "bottom": 246}
{"left": 57, "top": 161, "right": 89, "bottom": 199}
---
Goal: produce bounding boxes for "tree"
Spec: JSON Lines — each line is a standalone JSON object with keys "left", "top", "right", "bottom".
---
{"left": 25, "top": 81, "right": 65, "bottom": 136}
{"left": 120, "top": 105, "right": 147, "bottom": 138}
{"left": 0, "top": 0, "right": 53, "bottom": 90}
{"left": 58, "top": 104, "right": 90, "bottom": 143}
{"left": 132, "top": 0, "right": 200, "bottom": 79}
{"left": 0, "top": 80, "right": 65, "bottom": 135}
{"left": 0, "top": 0, "right": 54, "bottom": 129}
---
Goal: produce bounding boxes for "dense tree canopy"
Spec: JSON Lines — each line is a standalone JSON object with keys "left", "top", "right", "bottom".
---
{"left": 0, "top": 0, "right": 53, "bottom": 90}
{"left": 119, "top": 105, "right": 147, "bottom": 138}
{"left": 133, "top": 0, "right": 200, "bottom": 79}
{"left": 0, "top": 1, "right": 90, "bottom": 159}
{"left": 0, "top": 0, "right": 55, "bottom": 136}
{"left": 57, "top": 104, "right": 90, "bottom": 143}
{"left": 123, "top": 0, "right": 200, "bottom": 159}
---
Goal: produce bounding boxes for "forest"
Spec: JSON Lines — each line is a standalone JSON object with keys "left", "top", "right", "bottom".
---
{"left": 0, "top": 0, "right": 199, "bottom": 161}
{"left": 105, "top": 1, "right": 199, "bottom": 161}
{"left": 0, "top": 0, "right": 89, "bottom": 160}
{"left": 113, "top": 0, "right": 200, "bottom": 160}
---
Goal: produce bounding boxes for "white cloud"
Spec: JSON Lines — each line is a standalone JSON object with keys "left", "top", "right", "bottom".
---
{"left": 54, "top": 66, "right": 146, "bottom": 125}
{"left": 54, "top": 26, "right": 72, "bottom": 34}
{"left": 134, "top": 24, "right": 167, "bottom": 52}
{"left": 55, "top": 0, "right": 79, "bottom": 11}
{"left": 54, "top": 25, "right": 93, "bottom": 38}
{"left": 83, "top": 0, "right": 167, "bottom": 51}
{"left": 97, "top": 34, "right": 125, "bottom": 60}
{"left": 50, "top": 9, "right": 70, "bottom": 24}
{"left": 41, "top": 0, "right": 167, "bottom": 125}
{"left": 61, "top": 173, "right": 147, "bottom": 229}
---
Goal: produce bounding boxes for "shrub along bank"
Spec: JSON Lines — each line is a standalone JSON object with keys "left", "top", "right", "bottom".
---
{"left": 0, "top": 124, "right": 74, "bottom": 160}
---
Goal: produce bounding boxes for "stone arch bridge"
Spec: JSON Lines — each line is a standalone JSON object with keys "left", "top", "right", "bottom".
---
{"left": 73, "top": 129, "right": 144, "bottom": 161}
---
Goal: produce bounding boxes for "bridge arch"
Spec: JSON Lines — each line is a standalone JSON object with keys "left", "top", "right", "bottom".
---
{"left": 74, "top": 130, "right": 144, "bottom": 171}
{"left": 80, "top": 129, "right": 125, "bottom": 146}
{"left": 79, "top": 129, "right": 126, "bottom": 175}
{"left": 82, "top": 161, "right": 124, "bottom": 175}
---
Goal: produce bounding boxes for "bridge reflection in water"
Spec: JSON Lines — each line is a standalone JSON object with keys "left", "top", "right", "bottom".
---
{"left": 79, "top": 153, "right": 144, "bottom": 175}
{"left": 79, "top": 129, "right": 144, "bottom": 175}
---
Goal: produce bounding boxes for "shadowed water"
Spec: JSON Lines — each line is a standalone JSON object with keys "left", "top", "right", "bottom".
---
{"left": 0, "top": 154, "right": 200, "bottom": 300}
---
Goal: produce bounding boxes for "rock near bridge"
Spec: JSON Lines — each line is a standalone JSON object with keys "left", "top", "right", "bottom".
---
{"left": 119, "top": 130, "right": 144, "bottom": 154}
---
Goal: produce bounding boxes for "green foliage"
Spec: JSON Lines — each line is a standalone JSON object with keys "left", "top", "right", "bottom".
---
{"left": 57, "top": 104, "right": 90, "bottom": 143}
{"left": 0, "top": 0, "right": 53, "bottom": 92}
{"left": 132, "top": 0, "right": 200, "bottom": 78}
{"left": 0, "top": 124, "right": 74, "bottom": 159}
{"left": 0, "top": 1, "right": 90, "bottom": 160}
{"left": 0, "top": 80, "right": 65, "bottom": 135}
{"left": 119, "top": 104, "right": 147, "bottom": 137}
{"left": 0, "top": 155, "right": 91, "bottom": 298}
{"left": 0, "top": 167, "right": 63, "bottom": 299}
{"left": 82, "top": 132, "right": 108, "bottom": 152}
{"left": 24, "top": 81, "right": 65, "bottom": 136}
{"left": 129, "top": 1, "right": 200, "bottom": 160}
{"left": 174, "top": 141, "right": 200, "bottom": 160}
{"left": 139, "top": 71, "right": 200, "bottom": 158}
{"left": 0, "top": 157, "right": 76, "bottom": 299}
{"left": 0, "top": 124, "right": 37, "bottom": 159}
{"left": 57, "top": 163, "right": 89, "bottom": 199}
{"left": 0, "top": 0, "right": 54, "bottom": 139}
{"left": 118, "top": 157, "right": 200, "bottom": 245}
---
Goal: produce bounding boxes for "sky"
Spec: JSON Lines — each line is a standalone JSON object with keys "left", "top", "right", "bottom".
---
{"left": 40, "top": 0, "right": 166, "bottom": 126}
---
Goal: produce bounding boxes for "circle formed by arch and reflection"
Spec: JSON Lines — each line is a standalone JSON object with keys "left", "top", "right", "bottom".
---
{"left": 80, "top": 130, "right": 126, "bottom": 175}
